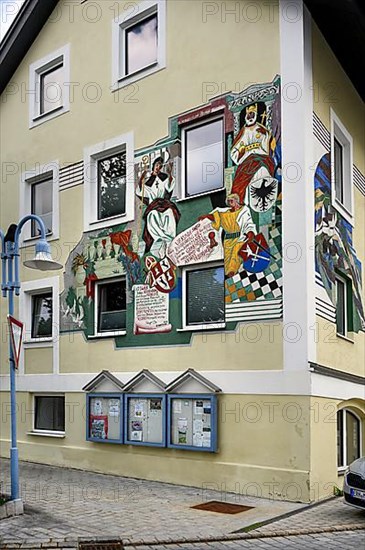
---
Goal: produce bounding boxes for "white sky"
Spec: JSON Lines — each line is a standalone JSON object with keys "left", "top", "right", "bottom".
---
{"left": 0, "top": 0, "right": 25, "bottom": 42}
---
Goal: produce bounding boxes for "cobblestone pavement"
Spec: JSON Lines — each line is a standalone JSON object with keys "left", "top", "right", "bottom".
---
{"left": 1, "top": 459, "right": 364, "bottom": 549}
{"left": 0, "top": 459, "right": 303, "bottom": 543}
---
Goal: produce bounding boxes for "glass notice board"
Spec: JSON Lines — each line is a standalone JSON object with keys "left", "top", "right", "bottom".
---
{"left": 124, "top": 394, "right": 166, "bottom": 447}
{"left": 87, "top": 393, "right": 123, "bottom": 443}
{"left": 168, "top": 395, "right": 217, "bottom": 452}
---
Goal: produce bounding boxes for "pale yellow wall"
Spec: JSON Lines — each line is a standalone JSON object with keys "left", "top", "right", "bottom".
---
{"left": 59, "top": 323, "right": 283, "bottom": 373}
{"left": 0, "top": 0, "right": 282, "bottom": 375}
{"left": 312, "top": 21, "right": 365, "bottom": 374}
{"left": 24, "top": 347, "right": 53, "bottom": 374}
{"left": 1, "top": 392, "right": 312, "bottom": 502}
{"left": 316, "top": 315, "right": 365, "bottom": 378}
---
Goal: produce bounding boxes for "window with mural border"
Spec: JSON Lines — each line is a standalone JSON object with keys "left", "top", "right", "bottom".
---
{"left": 181, "top": 115, "right": 225, "bottom": 200}
{"left": 167, "top": 394, "right": 218, "bottom": 452}
{"left": 124, "top": 394, "right": 166, "bottom": 447}
{"left": 86, "top": 393, "right": 123, "bottom": 444}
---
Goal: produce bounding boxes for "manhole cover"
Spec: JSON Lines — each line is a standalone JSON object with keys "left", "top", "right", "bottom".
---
{"left": 79, "top": 542, "right": 124, "bottom": 550}
{"left": 191, "top": 500, "right": 254, "bottom": 514}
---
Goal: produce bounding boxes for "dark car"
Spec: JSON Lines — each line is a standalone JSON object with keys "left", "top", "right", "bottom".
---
{"left": 344, "top": 457, "right": 365, "bottom": 510}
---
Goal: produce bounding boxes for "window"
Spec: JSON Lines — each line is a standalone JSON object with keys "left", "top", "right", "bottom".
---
{"left": 182, "top": 118, "right": 224, "bottom": 198}
{"left": 20, "top": 162, "right": 59, "bottom": 242}
{"left": 39, "top": 63, "right": 64, "bottom": 115}
{"left": 112, "top": 0, "right": 166, "bottom": 90}
{"left": 125, "top": 14, "right": 158, "bottom": 75}
{"left": 29, "top": 45, "right": 70, "bottom": 127}
{"left": 337, "top": 409, "right": 361, "bottom": 469}
{"left": 31, "top": 292, "right": 52, "bottom": 338}
{"left": 335, "top": 274, "right": 353, "bottom": 337}
{"left": 182, "top": 263, "right": 225, "bottom": 329}
{"left": 34, "top": 395, "right": 65, "bottom": 433}
{"left": 97, "top": 152, "right": 126, "bottom": 220}
{"left": 330, "top": 109, "right": 353, "bottom": 224}
{"left": 95, "top": 278, "right": 127, "bottom": 336}
{"left": 31, "top": 177, "right": 53, "bottom": 236}
{"left": 19, "top": 276, "right": 60, "bottom": 374}
{"left": 84, "top": 133, "right": 134, "bottom": 231}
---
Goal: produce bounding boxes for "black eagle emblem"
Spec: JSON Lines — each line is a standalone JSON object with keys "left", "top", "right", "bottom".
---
{"left": 250, "top": 179, "right": 277, "bottom": 211}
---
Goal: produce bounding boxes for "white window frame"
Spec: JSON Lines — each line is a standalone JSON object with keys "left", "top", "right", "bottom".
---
{"left": 19, "top": 276, "right": 60, "bottom": 375}
{"left": 84, "top": 132, "right": 134, "bottom": 232}
{"left": 29, "top": 44, "right": 70, "bottom": 128}
{"left": 31, "top": 393, "right": 65, "bottom": 436}
{"left": 180, "top": 115, "right": 225, "bottom": 200}
{"left": 20, "top": 161, "right": 60, "bottom": 244}
{"left": 337, "top": 408, "right": 362, "bottom": 472}
{"left": 111, "top": 0, "right": 166, "bottom": 91}
{"left": 330, "top": 109, "right": 354, "bottom": 225}
{"left": 181, "top": 261, "right": 225, "bottom": 331}
{"left": 93, "top": 277, "right": 127, "bottom": 338}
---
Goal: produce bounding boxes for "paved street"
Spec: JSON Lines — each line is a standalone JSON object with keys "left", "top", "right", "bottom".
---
{"left": 1, "top": 459, "right": 364, "bottom": 549}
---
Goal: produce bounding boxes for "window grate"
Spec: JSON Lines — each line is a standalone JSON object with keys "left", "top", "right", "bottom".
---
{"left": 191, "top": 500, "right": 254, "bottom": 514}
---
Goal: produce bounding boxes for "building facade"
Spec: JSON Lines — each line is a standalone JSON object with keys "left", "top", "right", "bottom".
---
{"left": 0, "top": 0, "right": 364, "bottom": 503}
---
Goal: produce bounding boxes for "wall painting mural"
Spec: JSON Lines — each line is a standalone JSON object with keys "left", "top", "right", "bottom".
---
{"left": 60, "top": 76, "right": 284, "bottom": 347}
{"left": 314, "top": 153, "right": 364, "bottom": 332}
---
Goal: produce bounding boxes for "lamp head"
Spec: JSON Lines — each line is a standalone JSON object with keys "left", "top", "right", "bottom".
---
{"left": 23, "top": 239, "right": 63, "bottom": 271}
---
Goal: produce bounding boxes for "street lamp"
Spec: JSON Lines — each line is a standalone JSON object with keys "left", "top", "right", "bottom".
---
{"left": 0, "top": 214, "right": 62, "bottom": 502}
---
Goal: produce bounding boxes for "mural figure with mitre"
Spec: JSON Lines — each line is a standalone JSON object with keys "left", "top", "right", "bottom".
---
{"left": 200, "top": 194, "right": 256, "bottom": 277}
{"left": 136, "top": 156, "right": 181, "bottom": 258}
{"left": 231, "top": 103, "right": 277, "bottom": 210}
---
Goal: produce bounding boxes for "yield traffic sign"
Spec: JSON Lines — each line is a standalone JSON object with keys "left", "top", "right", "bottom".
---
{"left": 7, "top": 315, "right": 24, "bottom": 369}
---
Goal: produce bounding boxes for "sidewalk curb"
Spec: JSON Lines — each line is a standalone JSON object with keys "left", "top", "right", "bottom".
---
{"left": 231, "top": 494, "right": 337, "bottom": 534}
{"left": 1, "top": 526, "right": 365, "bottom": 549}
{"left": 122, "top": 525, "right": 365, "bottom": 547}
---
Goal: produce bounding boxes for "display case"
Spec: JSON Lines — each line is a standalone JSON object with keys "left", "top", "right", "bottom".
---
{"left": 167, "top": 394, "right": 218, "bottom": 452}
{"left": 86, "top": 393, "right": 123, "bottom": 443}
{"left": 124, "top": 393, "right": 166, "bottom": 447}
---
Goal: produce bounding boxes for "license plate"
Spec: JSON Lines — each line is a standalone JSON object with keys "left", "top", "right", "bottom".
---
{"left": 350, "top": 488, "right": 365, "bottom": 500}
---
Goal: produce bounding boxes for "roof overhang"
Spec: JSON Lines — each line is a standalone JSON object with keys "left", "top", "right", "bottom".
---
{"left": 0, "top": 0, "right": 59, "bottom": 95}
{"left": 304, "top": 0, "right": 365, "bottom": 101}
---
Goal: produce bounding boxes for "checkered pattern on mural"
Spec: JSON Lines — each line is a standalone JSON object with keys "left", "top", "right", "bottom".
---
{"left": 225, "top": 209, "right": 282, "bottom": 304}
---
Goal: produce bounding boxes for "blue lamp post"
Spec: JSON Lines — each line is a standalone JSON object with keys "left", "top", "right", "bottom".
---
{"left": 0, "top": 214, "right": 62, "bottom": 501}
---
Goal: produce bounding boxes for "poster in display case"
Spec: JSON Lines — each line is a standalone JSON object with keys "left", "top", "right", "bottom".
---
{"left": 86, "top": 393, "right": 123, "bottom": 443}
{"left": 167, "top": 394, "right": 217, "bottom": 452}
{"left": 124, "top": 394, "right": 166, "bottom": 447}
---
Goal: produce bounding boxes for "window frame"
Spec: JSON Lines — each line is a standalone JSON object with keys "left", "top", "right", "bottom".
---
{"left": 111, "top": 0, "right": 166, "bottom": 91}
{"left": 32, "top": 394, "right": 65, "bottom": 436}
{"left": 167, "top": 394, "right": 218, "bottom": 452}
{"left": 337, "top": 408, "right": 362, "bottom": 472}
{"left": 29, "top": 44, "right": 70, "bottom": 128}
{"left": 31, "top": 291, "right": 53, "bottom": 340}
{"left": 181, "top": 261, "right": 225, "bottom": 331}
{"left": 84, "top": 132, "right": 134, "bottom": 232}
{"left": 335, "top": 273, "right": 353, "bottom": 338}
{"left": 20, "top": 161, "right": 59, "bottom": 244}
{"left": 330, "top": 109, "right": 354, "bottom": 225}
{"left": 86, "top": 393, "right": 124, "bottom": 444}
{"left": 124, "top": 393, "right": 167, "bottom": 447}
{"left": 94, "top": 277, "right": 127, "bottom": 338}
{"left": 30, "top": 176, "right": 53, "bottom": 238}
{"left": 181, "top": 115, "right": 225, "bottom": 200}
{"left": 19, "top": 276, "right": 60, "bottom": 375}
{"left": 97, "top": 151, "right": 127, "bottom": 222}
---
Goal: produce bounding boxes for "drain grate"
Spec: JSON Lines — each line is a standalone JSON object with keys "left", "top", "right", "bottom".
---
{"left": 78, "top": 541, "right": 124, "bottom": 550}
{"left": 191, "top": 500, "right": 254, "bottom": 514}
